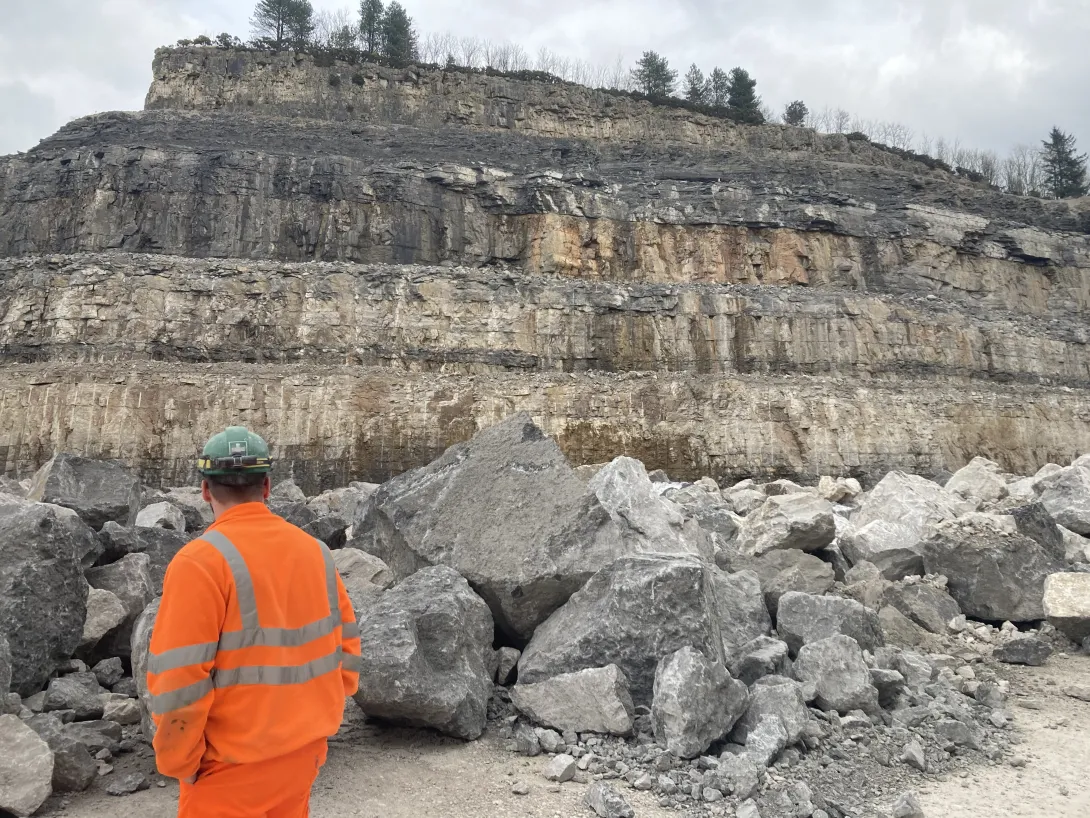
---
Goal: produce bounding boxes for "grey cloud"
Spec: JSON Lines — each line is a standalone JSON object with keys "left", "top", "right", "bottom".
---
{"left": 2, "top": 0, "right": 1087, "bottom": 157}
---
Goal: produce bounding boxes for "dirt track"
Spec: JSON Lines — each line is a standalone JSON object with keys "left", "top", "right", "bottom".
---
{"left": 42, "top": 655, "right": 1090, "bottom": 818}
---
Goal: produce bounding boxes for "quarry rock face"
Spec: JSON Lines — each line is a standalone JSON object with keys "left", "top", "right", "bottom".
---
{"left": 0, "top": 49, "right": 1084, "bottom": 489}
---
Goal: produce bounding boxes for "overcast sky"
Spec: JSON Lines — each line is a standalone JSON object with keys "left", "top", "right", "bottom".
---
{"left": 1, "top": 0, "right": 1088, "bottom": 158}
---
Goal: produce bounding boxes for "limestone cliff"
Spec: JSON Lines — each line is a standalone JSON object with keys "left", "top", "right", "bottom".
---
{"left": 0, "top": 47, "right": 1087, "bottom": 489}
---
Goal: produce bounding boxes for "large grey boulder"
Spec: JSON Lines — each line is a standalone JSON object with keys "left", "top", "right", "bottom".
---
{"left": 0, "top": 505, "right": 87, "bottom": 696}
{"left": 135, "top": 501, "right": 186, "bottom": 533}
{"left": 302, "top": 515, "right": 349, "bottom": 549}
{"left": 25, "top": 713, "right": 96, "bottom": 793}
{"left": 651, "top": 647, "right": 748, "bottom": 759}
{"left": 85, "top": 553, "right": 154, "bottom": 658}
{"left": 945, "top": 457, "right": 1007, "bottom": 504}
{"left": 79, "top": 588, "right": 128, "bottom": 651}
{"left": 510, "top": 665, "right": 634, "bottom": 736}
{"left": 792, "top": 635, "right": 880, "bottom": 715}
{"left": 712, "top": 569, "right": 771, "bottom": 661}
{"left": 740, "top": 550, "right": 835, "bottom": 611}
{"left": 730, "top": 636, "right": 791, "bottom": 686}
{"left": 922, "top": 514, "right": 1063, "bottom": 621}
{"left": 270, "top": 479, "right": 307, "bottom": 503}
{"left": 43, "top": 672, "right": 105, "bottom": 721}
{"left": 97, "top": 523, "right": 187, "bottom": 594}
{"left": 853, "top": 472, "right": 973, "bottom": 546}
{"left": 662, "top": 484, "right": 743, "bottom": 549}
{"left": 308, "top": 483, "right": 379, "bottom": 522}
{"left": 157, "top": 487, "right": 213, "bottom": 532}
{"left": 42, "top": 504, "right": 103, "bottom": 568}
{"left": 130, "top": 598, "right": 160, "bottom": 742}
{"left": 518, "top": 555, "right": 725, "bottom": 704}
{"left": 1008, "top": 503, "right": 1065, "bottom": 562}
{"left": 26, "top": 453, "right": 141, "bottom": 530}
{"left": 0, "top": 715, "right": 53, "bottom": 816}
{"left": 839, "top": 519, "right": 924, "bottom": 580}
{"left": 1062, "top": 527, "right": 1090, "bottom": 564}
{"left": 736, "top": 494, "right": 836, "bottom": 557}
{"left": 353, "top": 566, "right": 494, "bottom": 740}
{"left": 881, "top": 582, "right": 961, "bottom": 635}
{"left": 350, "top": 415, "right": 634, "bottom": 639}
{"left": 588, "top": 457, "right": 713, "bottom": 561}
{"left": 332, "top": 548, "right": 394, "bottom": 612}
{"left": 1037, "top": 465, "right": 1090, "bottom": 536}
{"left": 1043, "top": 573, "right": 1090, "bottom": 642}
{"left": 730, "top": 676, "right": 810, "bottom": 745}
{"left": 776, "top": 592, "right": 883, "bottom": 656}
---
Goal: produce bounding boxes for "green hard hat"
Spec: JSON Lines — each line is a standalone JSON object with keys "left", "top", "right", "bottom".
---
{"left": 198, "top": 426, "right": 273, "bottom": 476}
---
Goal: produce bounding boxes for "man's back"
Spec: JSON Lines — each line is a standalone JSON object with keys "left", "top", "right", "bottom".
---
{"left": 148, "top": 501, "right": 360, "bottom": 780}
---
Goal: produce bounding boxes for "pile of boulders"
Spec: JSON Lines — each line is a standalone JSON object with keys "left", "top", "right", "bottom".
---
{"left": 1, "top": 421, "right": 1089, "bottom": 817}
{"left": 0, "top": 453, "right": 375, "bottom": 815}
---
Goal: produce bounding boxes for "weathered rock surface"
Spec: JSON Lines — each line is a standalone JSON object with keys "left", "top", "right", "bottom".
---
{"left": 84, "top": 553, "right": 154, "bottom": 658}
{"left": 0, "top": 505, "right": 87, "bottom": 696}
{"left": 945, "top": 457, "right": 1008, "bottom": 504}
{"left": 711, "top": 569, "right": 772, "bottom": 660}
{"left": 26, "top": 453, "right": 141, "bottom": 530}
{"left": 135, "top": 501, "right": 186, "bottom": 532}
{"left": 852, "top": 473, "right": 973, "bottom": 549}
{"left": 352, "top": 566, "right": 494, "bottom": 740}
{"left": 776, "top": 592, "right": 883, "bottom": 656}
{"left": 0, "top": 714, "right": 54, "bottom": 816}
{"left": 350, "top": 414, "right": 630, "bottom": 638}
{"left": 839, "top": 520, "right": 925, "bottom": 581}
{"left": 740, "top": 550, "right": 835, "bottom": 611}
{"left": 510, "top": 665, "right": 634, "bottom": 736}
{"left": 97, "top": 522, "right": 187, "bottom": 593}
{"left": 651, "top": 647, "right": 748, "bottom": 758}
{"left": 588, "top": 457, "right": 713, "bottom": 561}
{"left": 736, "top": 494, "right": 836, "bottom": 557}
{"left": 518, "top": 555, "right": 725, "bottom": 704}
{"left": 923, "top": 514, "right": 1063, "bottom": 621}
{"left": 331, "top": 548, "right": 393, "bottom": 612}
{"left": 730, "top": 676, "right": 810, "bottom": 745}
{"left": 130, "top": 598, "right": 160, "bottom": 742}
{"left": 80, "top": 587, "right": 127, "bottom": 650}
{"left": 881, "top": 582, "right": 962, "bottom": 635}
{"left": 730, "top": 636, "right": 791, "bottom": 686}
{"left": 792, "top": 635, "right": 880, "bottom": 714}
{"left": 993, "top": 636, "right": 1051, "bottom": 666}
{"left": 25, "top": 713, "right": 97, "bottom": 793}
{"left": 1043, "top": 573, "right": 1090, "bottom": 641}
{"left": 43, "top": 672, "right": 105, "bottom": 721}
{"left": 584, "top": 781, "right": 635, "bottom": 818}
{"left": 0, "top": 635, "right": 10, "bottom": 697}
{"left": 1038, "top": 464, "right": 1090, "bottom": 536}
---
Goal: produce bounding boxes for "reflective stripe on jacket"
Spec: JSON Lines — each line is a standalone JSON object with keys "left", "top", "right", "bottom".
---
{"left": 147, "top": 502, "right": 361, "bottom": 780}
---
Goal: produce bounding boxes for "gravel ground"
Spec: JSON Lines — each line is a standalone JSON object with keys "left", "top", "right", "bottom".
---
{"left": 39, "top": 654, "right": 1090, "bottom": 818}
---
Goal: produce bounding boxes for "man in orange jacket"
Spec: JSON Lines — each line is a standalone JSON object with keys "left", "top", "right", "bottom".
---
{"left": 147, "top": 426, "right": 361, "bottom": 817}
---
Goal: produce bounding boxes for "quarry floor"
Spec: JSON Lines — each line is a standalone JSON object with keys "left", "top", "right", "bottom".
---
{"left": 42, "top": 655, "right": 1090, "bottom": 818}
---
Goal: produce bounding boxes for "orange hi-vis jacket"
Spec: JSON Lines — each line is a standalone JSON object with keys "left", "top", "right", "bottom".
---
{"left": 147, "top": 502, "right": 361, "bottom": 780}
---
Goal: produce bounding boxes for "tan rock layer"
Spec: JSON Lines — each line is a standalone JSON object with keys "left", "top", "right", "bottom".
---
{"left": 1, "top": 255, "right": 1086, "bottom": 386}
{"left": 0, "top": 362, "right": 1087, "bottom": 492}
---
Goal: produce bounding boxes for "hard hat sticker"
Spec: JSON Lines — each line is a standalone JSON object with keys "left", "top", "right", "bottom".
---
{"left": 229, "top": 440, "right": 249, "bottom": 456}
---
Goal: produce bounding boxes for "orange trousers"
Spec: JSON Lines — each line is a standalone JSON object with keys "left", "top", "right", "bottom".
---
{"left": 177, "top": 739, "right": 328, "bottom": 818}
